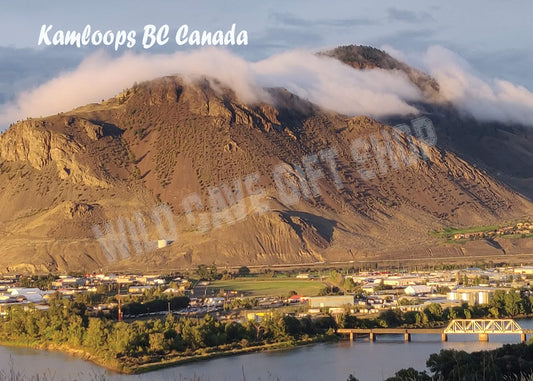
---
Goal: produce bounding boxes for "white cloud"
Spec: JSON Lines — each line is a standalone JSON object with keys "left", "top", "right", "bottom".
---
{"left": 0, "top": 49, "right": 264, "bottom": 127}
{"left": 0, "top": 47, "right": 421, "bottom": 128}
{"left": 422, "top": 45, "right": 533, "bottom": 126}
{"left": 253, "top": 50, "right": 420, "bottom": 116}
{"left": 3, "top": 45, "right": 533, "bottom": 129}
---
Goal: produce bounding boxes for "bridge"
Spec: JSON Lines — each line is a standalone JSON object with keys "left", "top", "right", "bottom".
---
{"left": 337, "top": 319, "right": 532, "bottom": 343}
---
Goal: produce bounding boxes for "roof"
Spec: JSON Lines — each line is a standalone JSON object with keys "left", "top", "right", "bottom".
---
{"left": 405, "top": 285, "right": 431, "bottom": 294}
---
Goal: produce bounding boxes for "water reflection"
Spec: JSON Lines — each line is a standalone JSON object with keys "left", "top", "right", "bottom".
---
{"left": 0, "top": 319, "right": 531, "bottom": 381}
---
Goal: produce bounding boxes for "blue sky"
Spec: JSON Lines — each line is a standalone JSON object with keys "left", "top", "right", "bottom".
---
{"left": 1, "top": 0, "right": 532, "bottom": 116}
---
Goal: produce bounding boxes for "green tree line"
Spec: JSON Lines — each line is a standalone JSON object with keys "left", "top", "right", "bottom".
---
{"left": 0, "top": 294, "right": 337, "bottom": 371}
{"left": 385, "top": 343, "right": 533, "bottom": 380}
{"left": 340, "top": 289, "right": 533, "bottom": 329}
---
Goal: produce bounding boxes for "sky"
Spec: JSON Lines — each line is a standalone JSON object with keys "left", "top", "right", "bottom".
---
{"left": 1, "top": 0, "right": 533, "bottom": 126}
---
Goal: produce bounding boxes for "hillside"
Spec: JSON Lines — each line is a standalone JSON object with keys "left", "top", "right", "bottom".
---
{"left": 328, "top": 45, "right": 533, "bottom": 200}
{"left": 0, "top": 66, "right": 532, "bottom": 272}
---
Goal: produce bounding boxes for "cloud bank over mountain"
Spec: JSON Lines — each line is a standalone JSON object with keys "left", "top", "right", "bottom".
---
{"left": 421, "top": 46, "right": 533, "bottom": 126}
{"left": 2, "top": 45, "right": 533, "bottom": 129}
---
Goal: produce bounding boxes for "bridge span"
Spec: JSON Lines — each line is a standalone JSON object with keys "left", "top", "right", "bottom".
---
{"left": 337, "top": 319, "right": 532, "bottom": 343}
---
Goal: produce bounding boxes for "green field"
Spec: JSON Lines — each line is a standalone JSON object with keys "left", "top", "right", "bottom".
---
{"left": 209, "top": 277, "right": 325, "bottom": 297}
{"left": 431, "top": 225, "right": 499, "bottom": 238}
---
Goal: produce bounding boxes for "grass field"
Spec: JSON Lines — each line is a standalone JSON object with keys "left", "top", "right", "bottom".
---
{"left": 209, "top": 277, "right": 325, "bottom": 297}
{"left": 431, "top": 225, "right": 499, "bottom": 238}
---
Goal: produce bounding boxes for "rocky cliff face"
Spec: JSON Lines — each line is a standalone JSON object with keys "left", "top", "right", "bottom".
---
{"left": 0, "top": 72, "right": 531, "bottom": 273}
{"left": 0, "top": 118, "right": 110, "bottom": 187}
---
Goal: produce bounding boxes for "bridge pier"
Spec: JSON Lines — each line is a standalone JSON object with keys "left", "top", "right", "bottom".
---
{"left": 338, "top": 320, "right": 526, "bottom": 344}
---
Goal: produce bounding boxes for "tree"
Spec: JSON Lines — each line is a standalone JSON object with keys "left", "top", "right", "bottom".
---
{"left": 328, "top": 270, "right": 344, "bottom": 287}
{"left": 403, "top": 311, "right": 418, "bottom": 326}
{"left": 435, "top": 286, "right": 451, "bottom": 295}
{"left": 84, "top": 318, "right": 108, "bottom": 352}
{"left": 378, "top": 309, "right": 402, "bottom": 328}
{"left": 66, "top": 315, "right": 86, "bottom": 347}
{"left": 424, "top": 303, "right": 443, "bottom": 322}
{"left": 504, "top": 290, "right": 521, "bottom": 317}
{"left": 339, "top": 313, "right": 359, "bottom": 329}
{"left": 343, "top": 277, "right": 356, "bottom": 292}
{"left": 149, "top": 332, "right": 166, "bottom": 352}
{"left": 225, "top": 321, "right": 246, "bottom": 342}
{"left": 491, "top": 290, "right": 507, "bottom": 313}
{"left": 398, "top": 298, "right": 411, "bottom": 306}
{"left": 488, "top": 306, "right": 500, "bottom": 318}
{"left": 427, "top": 349, "right": 472, "bottom": 380}
{"left": 237, "top": 266, "right": 251, "bottom": 277}
{"left": 196, "top": 264, "right": 218, "bottom": 281}
{"left": 108, "top": 322, "right": 135, "bottom": 355}
{"left": 385, "top": 368, "right": 431, "bottom": 381}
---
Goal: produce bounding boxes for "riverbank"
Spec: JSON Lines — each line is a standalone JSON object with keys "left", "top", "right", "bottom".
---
{"left": 0, "top": 334, "right": 335, "bottom": 375}
{"left": 133, "top": 335, "right": 334, "bottom": 373}
{"left": 0, "top": 339, "right": 127, "bottom": 374}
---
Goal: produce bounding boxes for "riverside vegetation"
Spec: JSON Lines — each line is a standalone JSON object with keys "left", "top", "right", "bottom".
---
{"left": 339, "top": 288, "right": 533, "bottom": 330}
{"left": 382, "top": 343, "right": 533, "bottom": 381}
{"left": 0, "top": 293, "right": 337, "bottom": 374}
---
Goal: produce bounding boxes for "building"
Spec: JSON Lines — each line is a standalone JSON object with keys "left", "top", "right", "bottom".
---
{"left": 383, "top": 276, "right": 426, "bottom": 287}
{"left": 361, "top": 283, "right": 378, "bottom": 293}
{"left": 128, "top": 285, "right": 155, "bottom": 294}
{"left": 405, "top": 285, "right": 432, "bottom": 296}
{"left": 205, "top": 297, "right": 225, "bottom": 307}
{"left": 8, "top": 288, "right": 45, "bottom": 303}
{"left": 514, "top": 266, "right": 533, "bottom": 275}
{"left": 52, "top": 276, "right": 86, "bottom": 289}
{"left": 307, "top": 295, "right": 354, "bottom": 308}
{"left": 157, "top": 240, "right": 171, "bottom": 248}
{"left": 447, "top": 287, "right": 497, "bottom": 305}
{"left": 246, "top": 311, "right": 273, "bottom": 322}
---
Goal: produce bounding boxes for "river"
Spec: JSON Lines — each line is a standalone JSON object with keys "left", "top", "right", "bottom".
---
{"left": 1, "top": 319, "right": 532, "bottom": 381}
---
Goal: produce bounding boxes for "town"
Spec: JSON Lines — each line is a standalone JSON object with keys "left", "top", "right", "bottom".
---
{"left": 2, "top": 263, "right": 533, "bottom": 323}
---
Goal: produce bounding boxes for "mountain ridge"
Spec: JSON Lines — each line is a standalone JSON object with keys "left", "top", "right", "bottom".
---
{"left": 0, "top": 47, "right": 532, "bottom": 273}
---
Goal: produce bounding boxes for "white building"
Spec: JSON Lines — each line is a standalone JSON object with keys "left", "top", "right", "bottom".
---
{"left": 405, "top": 285, "right": 432, "bottom": 296}
{"left": 308, "top": 295, "right": 354, "bottom": 308}
{"left": 8, "top": 288, "right": 44, "bottom": 303}
{"left": 383, "top": 276, "right": 426, "bottom": 287}
{"left": 447, "top": 287, "right": 498, "bottom": 305}
{"left": 128, "top": 285, "right": 155, "bottom": 294}
{"left": 514, "top": 266, "right": 533, "bottom": 275}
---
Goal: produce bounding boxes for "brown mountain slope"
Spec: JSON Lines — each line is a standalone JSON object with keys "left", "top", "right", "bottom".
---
{"left": 0, "top": 76, "right": 531, "bottom": 273}
{"left": 327, "top": 45, "right": 533, "bottom": 200}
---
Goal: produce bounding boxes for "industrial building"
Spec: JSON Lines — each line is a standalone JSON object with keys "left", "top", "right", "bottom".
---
{"left": 307, "top": 295, "right": 354, "bottom": 308}
{"left": 447, "top": 287, "right": 498, "bottom": 305}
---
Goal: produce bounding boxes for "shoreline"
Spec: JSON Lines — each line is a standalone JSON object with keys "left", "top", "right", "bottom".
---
{"left": 2, "top": 315, "right": 530, "bottom": 375}
{"left": 0, "top": 339, "right": 127, "bottom": 374}
{"left": 0, "top": 335, "right": 334, "bottom": 375}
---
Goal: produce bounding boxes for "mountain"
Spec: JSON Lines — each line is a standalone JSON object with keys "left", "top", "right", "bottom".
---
{"left": 327, "top": 45, "right": 533, "bottom": 199}
{"left": 321, "top": 45, "right": 440, "bottom": 99}
{"left": 0, "top": 48, "right": 532, "bottom": 273}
